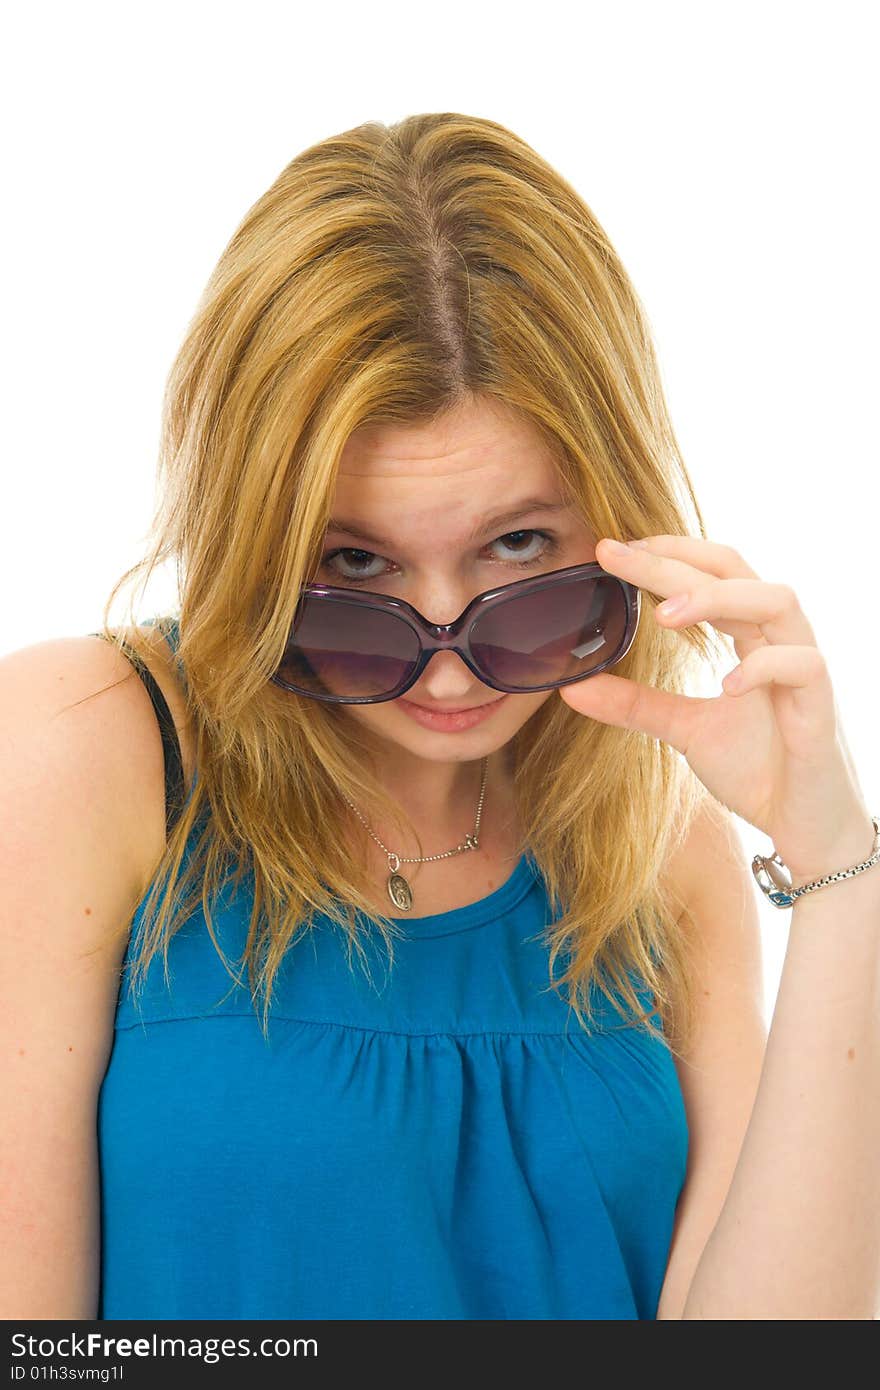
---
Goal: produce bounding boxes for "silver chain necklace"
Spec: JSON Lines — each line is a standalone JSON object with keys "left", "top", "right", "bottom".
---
{"left": 339, "top": 756, "right": 490, "bottom": 912}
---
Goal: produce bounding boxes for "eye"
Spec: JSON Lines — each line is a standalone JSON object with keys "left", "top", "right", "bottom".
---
{"left": 317, "top": 529, "right": 560, "bottom": 586}
{"left": 488, "top": 529, "right": 559, "bottom": 567}
{"left": 319, "top": 547, "right": 394, "bottom": 584}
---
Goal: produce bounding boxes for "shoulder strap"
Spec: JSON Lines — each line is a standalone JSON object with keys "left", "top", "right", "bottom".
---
{"left": 89, "top": 628, "right": 187, "bottom": 839}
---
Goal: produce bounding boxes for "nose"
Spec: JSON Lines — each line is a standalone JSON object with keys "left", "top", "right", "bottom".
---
{"left": 404, "top": 647, "right": 491, "bottom": 703}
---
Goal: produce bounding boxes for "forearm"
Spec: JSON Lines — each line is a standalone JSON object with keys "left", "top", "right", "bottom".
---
{"left": 681, "top": 829, "right": 880, "bottom": 1320}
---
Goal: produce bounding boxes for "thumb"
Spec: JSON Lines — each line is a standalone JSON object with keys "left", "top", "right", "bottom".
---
{"left": 557, "top": 670, "right": 692, "bottom": 752}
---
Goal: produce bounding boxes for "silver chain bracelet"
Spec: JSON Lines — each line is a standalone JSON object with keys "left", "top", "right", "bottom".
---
{"left": 752, "top": 815, "right": 880, "bottom": 909}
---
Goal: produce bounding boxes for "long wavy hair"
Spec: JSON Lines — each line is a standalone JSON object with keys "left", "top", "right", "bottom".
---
{"left": 86, "top": 112, "right": 731, "bottom": 1057}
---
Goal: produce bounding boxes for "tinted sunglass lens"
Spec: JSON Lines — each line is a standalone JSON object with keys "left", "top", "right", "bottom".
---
{"left": 469, "top": 574, "right": 627, "bottom": 688}
{"left": 276, "top": 595, "right": 420, "bottom": 699}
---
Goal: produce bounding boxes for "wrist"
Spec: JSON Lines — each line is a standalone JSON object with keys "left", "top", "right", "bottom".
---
{"left": 787, "top": 814, "right": 879, "bottom": 891}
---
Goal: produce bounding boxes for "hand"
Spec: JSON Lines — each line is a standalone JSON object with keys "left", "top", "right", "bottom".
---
{"left": 558, "top": 535, "right": 874, "bottom": 884}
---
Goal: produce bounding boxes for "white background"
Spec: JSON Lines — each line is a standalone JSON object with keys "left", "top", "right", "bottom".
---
{"left": 2, "top": 0, "right": 877, "bottom": 1021}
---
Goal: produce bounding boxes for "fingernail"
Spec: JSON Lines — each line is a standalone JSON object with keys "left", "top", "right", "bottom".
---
{"left": 627, "top": 538, "right": 650, "bottom": 549}
{"left": 603, "top": 539, "right": 630, "bottom": 555}
{"left": 657, "top": 594, "right": 688, "bottom": 617}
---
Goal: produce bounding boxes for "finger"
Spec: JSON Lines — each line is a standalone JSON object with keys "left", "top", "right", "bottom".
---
{"left": 723, "top": 643, "right": 836, "bottom": 742}
{"left": 558, "top": 668, "right": 706, "bottom": 756}
{"left": 598, "top": 533, "right": 761, "bottom": 585}
{"left": 597, "top": 534, "right": 772, "bottom": 660}
{"left": 655, "top": 577, "right": 819, "bottom": 648}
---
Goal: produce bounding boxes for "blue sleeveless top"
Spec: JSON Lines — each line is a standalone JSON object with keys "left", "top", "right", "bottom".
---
{"left": 95, "top": 618, "right": 688, "bottom": 1320}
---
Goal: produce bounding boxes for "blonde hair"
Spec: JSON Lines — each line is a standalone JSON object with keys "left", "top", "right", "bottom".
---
{"left": 89, "top": 112, "right": 730, "bottom": 1057}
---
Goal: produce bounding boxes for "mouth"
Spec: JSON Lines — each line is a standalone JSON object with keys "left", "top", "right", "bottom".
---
{"left": 398, "top": 694, "right": 509, "bottom": 732}
{"left": 407, "top": 700, "right": 501, "bottom": 714}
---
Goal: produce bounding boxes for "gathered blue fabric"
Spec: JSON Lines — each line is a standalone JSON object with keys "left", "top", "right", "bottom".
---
{"left": 95, "top": 619, "right": 688, "bottom": 1321}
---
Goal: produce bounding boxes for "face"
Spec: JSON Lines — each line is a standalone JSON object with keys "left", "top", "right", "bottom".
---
{"left": 317, "top": 395, "right": 598, "bottom": 768}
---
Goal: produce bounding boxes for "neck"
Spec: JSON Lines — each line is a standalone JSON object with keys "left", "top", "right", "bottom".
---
{"left": 348, "top": 743, "right": 514, "bottom": 854}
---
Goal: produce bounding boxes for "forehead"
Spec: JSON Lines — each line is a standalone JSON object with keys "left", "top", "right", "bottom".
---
{"left": 332, "top": 399, "right": 564, "bottom": 524}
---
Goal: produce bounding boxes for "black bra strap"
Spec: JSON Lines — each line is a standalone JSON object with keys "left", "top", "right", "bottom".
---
{"left": 89, "top": 633, "right": 187, "bottom": 839}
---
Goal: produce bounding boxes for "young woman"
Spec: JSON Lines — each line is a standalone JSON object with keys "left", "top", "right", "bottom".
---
{"left": 3, "top": 113, "right": 877, "bottom": 1322}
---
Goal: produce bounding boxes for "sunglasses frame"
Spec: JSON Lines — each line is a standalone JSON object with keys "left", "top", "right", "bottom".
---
{"left": 269, "top": 560, "right": 642, "bottom": 704}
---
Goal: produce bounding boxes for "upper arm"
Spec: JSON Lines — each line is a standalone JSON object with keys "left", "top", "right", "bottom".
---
{"left": 655, "top": 798, "right": 768, "bottom": 1320}
{"left": 0, "top": 637, "right": 159, "bottom": 1318}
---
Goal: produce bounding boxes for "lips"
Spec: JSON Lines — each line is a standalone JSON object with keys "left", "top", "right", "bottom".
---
{"left": 405, "top": 699, "right": 501, "bottom": 714}
{"left": 398, "top": 693, "right": 509, "bottom": 732}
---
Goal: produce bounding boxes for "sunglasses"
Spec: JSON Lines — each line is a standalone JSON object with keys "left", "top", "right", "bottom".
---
{"left": 269, "top": 561, "right": 641, "bottom": 705}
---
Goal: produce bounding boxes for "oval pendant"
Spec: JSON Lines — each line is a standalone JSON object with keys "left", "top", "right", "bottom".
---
{"left": 387, "top": 872, "right": 413, "bottom": 912}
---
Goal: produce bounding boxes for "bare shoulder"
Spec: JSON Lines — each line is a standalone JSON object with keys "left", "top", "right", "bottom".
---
{"left": 1, "top": 623, "right": 196, "bottom": 910}
{"left": 659, "top": 792, "right": 746, "bottom": 925}
{"left": 657, "top": 790, "right": 763, "bottom": 1011}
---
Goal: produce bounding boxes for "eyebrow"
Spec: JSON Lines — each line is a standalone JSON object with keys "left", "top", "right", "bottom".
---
{"left": 325, "top": 498, "right": 569, "bottom": 549}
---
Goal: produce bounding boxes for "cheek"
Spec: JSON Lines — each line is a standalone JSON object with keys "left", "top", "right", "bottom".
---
{"left": 509, "top": 688, "right": 557, "bottom": 722}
